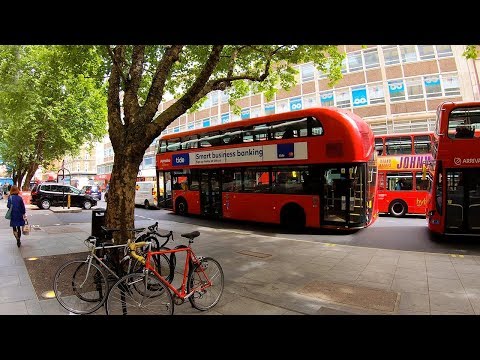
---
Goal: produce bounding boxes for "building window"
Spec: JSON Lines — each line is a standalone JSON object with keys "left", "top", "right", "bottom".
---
{"left": 276, "top": 100, "right": 289, "bottom": 113}
{"left": 388, "top": 80, "right": 405, "bottom": 102}
{"left": 221, "top": 90, "right": 229, "bottom": 103}
{"left": 289, "top": 97, "right": 303, "bottom": 111}
{"left": 341, "top": 58, "right": 347, "bottom": 74}
{"left": 335, "top": 89, "right": 351, "bottom": 108}
{"left": 251, "top": 106, "right": 261, "bottom": 118}
{"left": 363, "top": 48, "right": 379, "bottom": 69}
{"left": 347, "top": 51, "right": 363, "bottom": 72}
{"left": 231, "top": 112, "right": 241, "bottom": 121}
{"left": 211, "top": 91, "right": 219, "bottom": 106}
{"left": 318, "top": 62, "right": 329, "bottom": 79}
{"left": 241, "top": 108, "right": 250, "bottom": 119}
{"left": 351, "top": 86, "right": 367, "bottom": 107}
{"left": 368, "top": 83, "right": 385, "bottom": 104}
{"left": 399, "top": 45, "right": 417, "bottom": 63}
{"left": 84, "top": 163, "right": 89, "bottom": 172}
{"left": 442, "top": 73, "right": 461, "bottom": 96}
{"left": 436, "top": 45, "right": 453, "bottom": 58}
{"left": 76, "top": 164, "right": 80, "bottom": 172}
{"left": 382, "top": 45, "right": 400, "bottom": 65}
{"left": 264, "top": 103, "right": 275, "bottom": 115}
{"left": 320, "top": 91, "right": 334, "bottom": 106}
{"left": 417, "top": 45, "right": 435, "bottom": 60}
{"left": 143, "top": 156, "right": 154, "bottom": 168}
{"left": 303, "top": 94, "right": 317, "bottom": 108}
{"left": 202, "top": 118, "right": 211, "bottom": 127}
{"left": 424, "top": 75, "right": 442, "bottom": 98}
{"left": 301, "top": 63, "right": 315, "bottom": 82}
{"left": 405, "top": 77, "right": 424, "bottom": 100}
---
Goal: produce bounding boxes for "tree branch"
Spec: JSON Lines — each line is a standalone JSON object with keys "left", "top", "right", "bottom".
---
{"left": 107, "top": 46, "right": 125, "bottom": 147}
{"left": 142, "top": 45, "right": 184, "bottom": 122}
{"left": 106, "top": 45, "right": 128, "bottom": 86}
{"left": 127, "top": 45, "right": 145, "bottom": 95}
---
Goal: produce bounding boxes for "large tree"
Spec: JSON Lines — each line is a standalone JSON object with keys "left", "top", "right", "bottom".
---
{"left": 0, "top": 46, "right": 107, "bottom": 189}
{"left": 98, "top": 45, "right": 344, "bottom": 242}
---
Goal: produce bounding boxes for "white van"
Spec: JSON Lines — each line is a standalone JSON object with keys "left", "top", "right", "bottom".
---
{"left": 135, "top": 181, "right": 157, "bottom": 209}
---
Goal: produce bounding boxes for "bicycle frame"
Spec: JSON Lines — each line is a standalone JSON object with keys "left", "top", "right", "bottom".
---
{"left": 144, "top": 247, "right": 212, "bottom": 300}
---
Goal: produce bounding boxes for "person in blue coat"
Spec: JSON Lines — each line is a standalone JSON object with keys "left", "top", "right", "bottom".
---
{"left": 7, "top": 185, "right": 26, "bottom": 247}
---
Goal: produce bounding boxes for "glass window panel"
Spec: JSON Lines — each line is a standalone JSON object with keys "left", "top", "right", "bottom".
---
{"left": 375, "top": 138, "right": 384, "bottom": 155}
{"left": 436, "top": 45, "right": 453, "bottom": 58}
{"left": 243, "top": 167, "right": 270, "bottom": 193}
{"left": 301, "top": 63, "right": 315, "bottom": 82}
{"left": 424, "top": 75, "right": 442, "bottom": 98}
{"left": 388, "top": 80, "right": 405, "bottom": 102}
{"left": 406, "top": 77, "right": 424, "bottom": 100}
{"left": 385, "top": 136, "right": 412, "bottom": 155}
{"left": 414, "top": 135, "right": 431, "bottom": 154}
{"left": 335, "top": 89, "right": 351, "bottom": 108}
{"left": 417, "top": 45, "right": 435, "bottom": 60}
{"left": 442, "top": 74, "right": 461, "bottom": 96}
{"left": 386, "top": 172, "right": 413, "bottom": 191}
{"left": 222, "top": 169, "right": 242, "bottom": 192}
{"left": 347, "top": 52, "right": 364, "bottom": 72}
{"left": 368, "top": 83, "right": 385, "bottom": 104}
{"left": 382, "top": 45, "right": 400, "bottom": 65}
{"left": 399, "top": 45, "right": 417, "bottom": 63}
{"left": 363, "top": 48, "right": 379, "bottom": 69}
{"left": 320, "top": 91, "right": 334, "bottom": 106}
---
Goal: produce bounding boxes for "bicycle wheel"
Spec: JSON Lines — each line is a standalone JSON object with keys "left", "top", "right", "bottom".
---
{"left": 106, "top": 272, "right": 173, "bottom": 315}
{"left": 53, "top": 260, "right": 108, "bottom": 314}
{"left": 187, "top": 257, "right": 224, "bottom": 311}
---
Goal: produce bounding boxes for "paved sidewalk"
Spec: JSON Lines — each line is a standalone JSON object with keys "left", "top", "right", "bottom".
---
{"left": 0, "top": 202, "right": 480, "bottom": 315}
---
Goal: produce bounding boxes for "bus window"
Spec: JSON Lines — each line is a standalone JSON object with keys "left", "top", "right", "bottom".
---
{"left": 190, "top": 170, "right": 200, "bottom": 191}
{"left": 386, "top": 172, "right": 413, "bottom": 190}
{"left": 448, "top": 107, "right": 480, "bottom": 139}
{"left": 222, "top": 169, "right": 242, "bottom": 192}
{"left": 375, "top": 138, "right": 384, "bottom": 156}
{"left": 166, "top": 138, "right": 181, "bottom": 152}
{"left": 222, "top": 129, "right": 243, "bottom": 145}
{"left": 159, "top": 140, "right": 167, "bottom": 153}
{"left": 242, "top": 128, "right": 255, "bottom": 143}
{"left": 415, "top": 173, "right": 431, "bottom": 191}
{"left": 252, "top": 124, "right": 269, "bottom": 141}
{"left": 414, "top": 135, "right": 431, "bottom": 154}
{"left": 243, "top": 167, "right": 270, "bottom": 193}
{"left": 272, "top": 166, "right": 309, "bottom": 194}
{"left": 385, "top": 136, "right": 412, "bottom": 155}
{"left": 182, "top": 135, "right": 199, "bottom": 150}
{"left": 309, "top": 117, "right": 324, "bottom": 136}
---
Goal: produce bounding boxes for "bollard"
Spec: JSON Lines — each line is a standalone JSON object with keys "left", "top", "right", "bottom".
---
{"left": 67, "top": 194, "right": 71, "bottom": 209}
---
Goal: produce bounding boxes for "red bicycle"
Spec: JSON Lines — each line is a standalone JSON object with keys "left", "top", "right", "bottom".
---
{"left": 106, "top": 231, "right": 224, "bottom": 315}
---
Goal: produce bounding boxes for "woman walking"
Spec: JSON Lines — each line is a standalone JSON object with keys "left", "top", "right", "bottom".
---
{"left": 7, "top": 185, "right": 26, "bottom": 247}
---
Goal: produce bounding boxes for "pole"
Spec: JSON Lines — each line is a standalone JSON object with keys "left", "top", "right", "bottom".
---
{"left": 62, "top": 160, "right": 65, "bottom": 209}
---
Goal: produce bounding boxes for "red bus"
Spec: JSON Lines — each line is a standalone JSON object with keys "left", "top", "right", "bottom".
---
{"left": 426, "top": 101, "right": 480, "bottom": 236}
{"left": 375, "top": 132, "right": 433, "bottom": 217}
{"left": 156, "top": 107, "right": 378, "bottom": 230}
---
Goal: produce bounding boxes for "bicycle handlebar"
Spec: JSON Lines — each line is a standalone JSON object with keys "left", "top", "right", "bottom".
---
{"left": 127, "top": 240, "right": 147, "bottom": 265}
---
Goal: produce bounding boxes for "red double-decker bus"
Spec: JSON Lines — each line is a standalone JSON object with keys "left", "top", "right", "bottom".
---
{"left": 375, "top": 132, "right": 433, "bottom": 217}
{"left": 427, "top": 101, "right": 480, "bottom": 236}
{"left": 156, "top": 107, "right": 378, "bottom": 230}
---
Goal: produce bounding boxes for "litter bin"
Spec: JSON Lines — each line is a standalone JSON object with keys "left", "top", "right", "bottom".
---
{"left": 91, "top": 208, "right": 106, "bottom": 238}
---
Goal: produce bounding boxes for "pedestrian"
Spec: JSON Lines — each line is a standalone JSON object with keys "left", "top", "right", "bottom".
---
{"left": 7, "top": 185, "right": 26, "bottom": 247}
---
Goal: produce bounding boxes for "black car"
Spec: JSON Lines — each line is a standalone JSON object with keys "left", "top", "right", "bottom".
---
{"left": 31, "top": 182, "right": 98, "bottom": 210}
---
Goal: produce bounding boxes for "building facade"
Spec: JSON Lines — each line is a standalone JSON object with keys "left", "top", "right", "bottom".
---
{"left": 63, "top": 145, "right": 97, "bottom": 188}
{"left": 95, "top": 45, "right": 480, "bottom": 179}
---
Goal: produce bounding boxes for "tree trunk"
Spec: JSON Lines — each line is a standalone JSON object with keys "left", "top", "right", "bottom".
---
{"left": 105, "top": 152, "right": 144, "bottom": 244}
{"left": 23, "top": 163, "right": 39, "bottom": 191}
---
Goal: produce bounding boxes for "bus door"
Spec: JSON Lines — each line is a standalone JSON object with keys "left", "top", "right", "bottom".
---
{"left": 200, "top": 170, "right": 222, "bottom": 217}
{"left": 445, "top": 169, "right": 480, "bottom": 233}
{"left": 322, "top": 165, "right": 366, "bottom": 227}
{"left": 159, "top": 171, "right": 172, "bottom": 209}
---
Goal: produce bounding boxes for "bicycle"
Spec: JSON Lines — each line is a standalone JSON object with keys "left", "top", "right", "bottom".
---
{"left": 53, "top": 224, "right": 175, "bottom": 315}
{"left": 106, "top": 230, "right": 224, "bottom": 315}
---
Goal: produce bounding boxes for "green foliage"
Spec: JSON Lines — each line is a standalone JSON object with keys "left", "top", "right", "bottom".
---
{"left": 0, "top": 46, "right": 107, "bottom": 181}
{"left": 463, "top": 45, "right": 479, "bottom": 59}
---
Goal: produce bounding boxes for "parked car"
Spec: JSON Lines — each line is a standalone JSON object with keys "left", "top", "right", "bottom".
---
{"left": 80, "top": 185, "right": 102, "bottom": 201}
{"left": 31, "top": 182, "right": 98, "bottom": 210}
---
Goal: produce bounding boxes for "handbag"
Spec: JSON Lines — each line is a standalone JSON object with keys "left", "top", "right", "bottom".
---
{"left": 23, "top": 219, "right": 30, "bottom": 235}
{"left": 5, "top": 207, "right": 12, "bottom": 220}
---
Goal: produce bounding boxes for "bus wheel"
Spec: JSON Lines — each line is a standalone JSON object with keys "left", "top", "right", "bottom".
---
{"left": 176, "top": 198, "right": 188, "bottom": 216}
{"left": 280, "top": 203, "right": 306, "bottom": 231}
{"left": 389, "top": 200, "right": 407, "bottom": 217}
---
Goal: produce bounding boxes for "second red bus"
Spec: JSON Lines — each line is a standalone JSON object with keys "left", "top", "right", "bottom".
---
{"left": 375, "top": 132, "right": 433, "bottom": 217}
